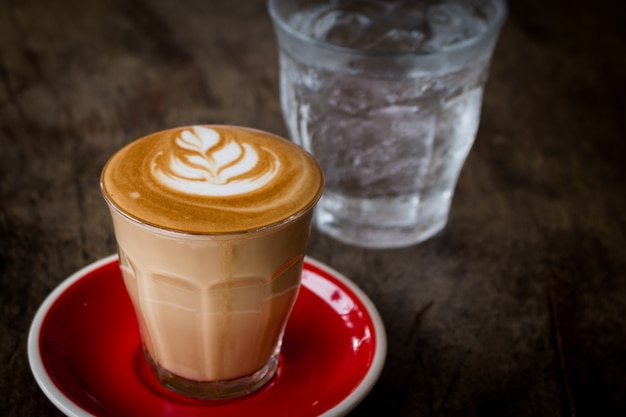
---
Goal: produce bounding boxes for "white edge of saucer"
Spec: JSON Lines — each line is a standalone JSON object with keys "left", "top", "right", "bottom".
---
{"left": 27, "top": 254, "right": 387, "bottom": 417}
{"left": 304, "top": 257, "right": 388, "bottom": 417}
{"left": 27, "top": 254, "right": 118, "bottom": 417}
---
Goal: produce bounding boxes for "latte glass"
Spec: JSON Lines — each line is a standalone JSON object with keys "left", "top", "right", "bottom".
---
{"left": 101, "top": 125, "right": 323, "bottom": 399}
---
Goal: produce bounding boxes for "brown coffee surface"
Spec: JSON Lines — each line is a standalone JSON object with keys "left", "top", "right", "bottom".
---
{"left": 102, "top": 125, "right": 324, "bottom": 234}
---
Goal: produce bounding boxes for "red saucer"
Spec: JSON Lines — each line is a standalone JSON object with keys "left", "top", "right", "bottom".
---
{"left": 28, "top": 255, "right": 386, "bottom": 417}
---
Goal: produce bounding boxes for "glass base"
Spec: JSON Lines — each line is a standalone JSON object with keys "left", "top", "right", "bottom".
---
{"left": 314, "top": 195, "right": 449, "bottom": 249}
{"left": 145, "top": 349, "right": 279, "bottom": 400}
{"left": 316, "top": 212, "right": 447, "bottom": 249}
{"left": 315, "top": 204, "right": 448, "bottom": 249}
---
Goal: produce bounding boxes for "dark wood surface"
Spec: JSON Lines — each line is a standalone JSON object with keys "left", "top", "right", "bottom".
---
{"left": 2, "top": 0, "right": 625, "bottom": 415}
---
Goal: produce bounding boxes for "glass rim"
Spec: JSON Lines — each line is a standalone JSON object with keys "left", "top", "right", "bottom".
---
{"left": 100, "top": 182, "right": 322, "bottom": 239}
{"left": 268, "top": 0, "right": 508, "bottom": 57}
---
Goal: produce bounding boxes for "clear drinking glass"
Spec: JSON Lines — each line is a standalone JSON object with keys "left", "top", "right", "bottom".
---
{"left": 101, "top": 125, "right": 324, "bottom": 399}
{"left": 269, "top": 0, "right": 507, "bottom": 248}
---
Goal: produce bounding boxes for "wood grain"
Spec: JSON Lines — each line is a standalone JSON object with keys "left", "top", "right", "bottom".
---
{"left": 2, "top": 0, "right": 625, "bottom": 415}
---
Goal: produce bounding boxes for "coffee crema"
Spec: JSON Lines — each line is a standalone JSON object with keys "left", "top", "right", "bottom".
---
{"left": 101, "top": 125, "right": 324, "bottom": 234}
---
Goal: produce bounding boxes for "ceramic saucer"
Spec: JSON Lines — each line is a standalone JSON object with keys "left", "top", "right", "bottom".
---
{"left": 28, "top": 255, "right": 386, "bottom": 417}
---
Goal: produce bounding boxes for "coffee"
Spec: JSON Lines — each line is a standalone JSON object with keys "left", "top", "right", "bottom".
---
{"left": 101, "top": 125, "right": 323, "bottom": 399}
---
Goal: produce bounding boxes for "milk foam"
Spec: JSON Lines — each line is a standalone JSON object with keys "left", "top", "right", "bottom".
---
{"left": 152, "top": 126, "right": 281, "bottom": 197}
{"left": 101, "top": 125, "right": 324, "bottom": 234}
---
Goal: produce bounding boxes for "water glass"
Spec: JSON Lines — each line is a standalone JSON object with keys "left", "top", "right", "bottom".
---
{"left": 269, "top": 0, "right": 506, "bottom": 248}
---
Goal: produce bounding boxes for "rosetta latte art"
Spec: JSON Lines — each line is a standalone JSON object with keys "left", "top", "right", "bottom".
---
{"left": 151, "top": 126, "right": 281, "bottom": 197}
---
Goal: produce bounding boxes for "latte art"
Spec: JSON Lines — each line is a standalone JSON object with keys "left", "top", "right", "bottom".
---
{"left": 152, "top": 126, "right": 281, "bottom": 197}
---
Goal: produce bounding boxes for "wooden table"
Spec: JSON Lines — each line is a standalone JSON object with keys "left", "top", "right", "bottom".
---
{"left": 2, "top": 0, "right": 625, "bottom": 415}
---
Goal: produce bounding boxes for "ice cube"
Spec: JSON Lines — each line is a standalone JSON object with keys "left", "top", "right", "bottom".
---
{"left": 425, "top": 2, "right": 488, "bottom": 50}
{"left": 309, "top": 9, "right": 371, "bottom": 46}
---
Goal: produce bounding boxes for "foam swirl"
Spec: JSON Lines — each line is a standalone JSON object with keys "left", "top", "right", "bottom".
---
{"left": 151, "top": 126, "right": 281, "bottom": 197}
